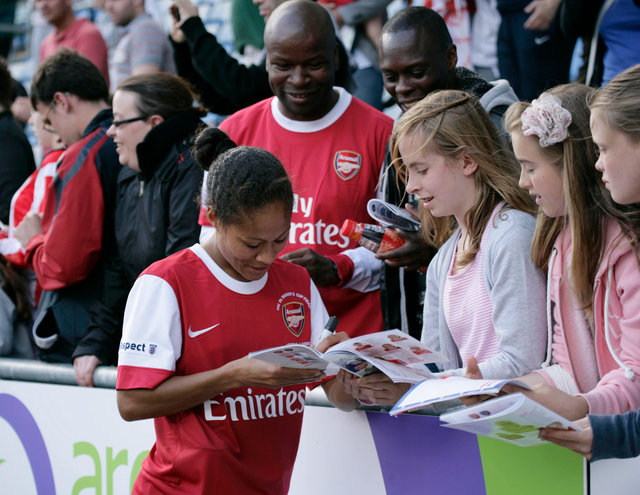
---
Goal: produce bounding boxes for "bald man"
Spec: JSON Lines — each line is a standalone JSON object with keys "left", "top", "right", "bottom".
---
{"left": 169, "top": 0, "right": 354, "bottom": 116}
{"left": 202, "top": 0, "right": 393, "bottom": 336}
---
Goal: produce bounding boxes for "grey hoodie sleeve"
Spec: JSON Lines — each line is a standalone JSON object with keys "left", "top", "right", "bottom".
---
{"left": 424, "top": 210, "right": 547, "bottom": 379}
{"left": 477, "top": 211, "right": 547, "bottom": 378}
{"left": 421, "top": 231, "right": 462, "bottom": 371}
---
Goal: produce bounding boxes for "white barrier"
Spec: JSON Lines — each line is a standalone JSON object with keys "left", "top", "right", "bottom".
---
{"left": 1, "top": 360, "right": 636, "bottom": 495}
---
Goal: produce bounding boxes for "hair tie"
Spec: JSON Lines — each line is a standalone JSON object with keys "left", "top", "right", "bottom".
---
{"left": 521, "top": 93, "right": 572, "bottom": 147}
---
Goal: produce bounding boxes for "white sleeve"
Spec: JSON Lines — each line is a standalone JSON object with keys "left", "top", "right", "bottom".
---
{"left": 309, "top": 280, "right": 330, "bottom": 346}
{"left": 342, "top": 246, "right": 382, "bottom": 292}
{"left": 341, "top": 162, "right": 385, "bottom": 292}
{"left": 118, "top": 274, "right": 183, "bottom": 371}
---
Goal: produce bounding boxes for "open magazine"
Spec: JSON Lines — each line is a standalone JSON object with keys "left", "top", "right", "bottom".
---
{"left": 390, "top": 375, "right": 532, "bottom": 415}
{"left": 249, "top": 329, "right": 444, "bottom": 384}
{"left": 439, "top": 393, "right": 582, "bottom": 447}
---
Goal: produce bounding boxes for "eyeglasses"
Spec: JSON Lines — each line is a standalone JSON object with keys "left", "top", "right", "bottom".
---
{"left": 111, "top": 116, "right": 148, "bottom": 128}
{"left": 42, "top": 98, "right": 57, "bottom": 134}
{"left": 42, "top": 92, "right": 70, "bottom": 134}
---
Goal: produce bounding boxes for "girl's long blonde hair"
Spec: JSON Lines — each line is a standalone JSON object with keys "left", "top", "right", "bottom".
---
{"left": 389, "top": 90, "right": 535, "bottom": 267}
{"left": 505, "top": 83, "right": 627, "bottom": 315}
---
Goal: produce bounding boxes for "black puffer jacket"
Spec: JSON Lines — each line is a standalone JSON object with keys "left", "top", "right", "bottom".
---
{"left": 71, "top": 109, "right": 205, "bottom": 364}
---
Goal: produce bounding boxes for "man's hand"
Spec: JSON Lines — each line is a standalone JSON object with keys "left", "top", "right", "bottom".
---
{"left": 169, "top": 0, "right": 199, "bottom": 42}
{"left": 74, "top": 355, "right": 103, "bottom": 387}
{"left": 335, "top": 371, "right": 411, "bottom": 406}
{"left": 376, "top": 229, "right": 433, "bottom": 271}
{"left": 172, "top": 0, "right": 199, "bottom": 20}
{"left": 523, "top": 0, "right": 561, "bottom": 31}
{"left": 281, "top": 248, "right": 340, "bottom": 286}
{"left": 14, "top": 212, "right": 42, "bottom": 247}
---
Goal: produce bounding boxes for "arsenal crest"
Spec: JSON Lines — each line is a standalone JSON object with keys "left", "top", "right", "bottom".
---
{"left": 282, "top": 302, "right": 306, "bottom": 337}
{"left": 334, "top": 150, "right": 361, "bottom": 180}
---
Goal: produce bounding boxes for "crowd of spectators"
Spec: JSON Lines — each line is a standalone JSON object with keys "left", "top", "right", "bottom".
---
{"left": 0, "top": 0, "right": 639, "bottom": 483}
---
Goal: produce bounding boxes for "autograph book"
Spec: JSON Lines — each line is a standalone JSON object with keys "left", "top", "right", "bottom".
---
{"left": 249, "top": 329, "right": 443, "bottom": 383}
{"left": 390, "top": 375, "right": 532, "bottom": 415}
{"left": 439, "top": 393, "right": 582, "bottom": 447}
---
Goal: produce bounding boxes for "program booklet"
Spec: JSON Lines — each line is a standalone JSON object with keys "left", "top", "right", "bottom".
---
{"left": 439, "top": 393, "right": 582, "bottom": 447}
{"left": 389, "top": 375, "right": 532, "bottom": 415}
{"left": 249, "top": 329, "right": 444, "bottom": 384}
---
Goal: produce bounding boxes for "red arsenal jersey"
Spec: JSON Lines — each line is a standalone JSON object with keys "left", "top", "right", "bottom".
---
{"left": 207, "top": 89, "right": 393, "bottom": 335}
{"left": 117, "top": 244, "right": 328, "bottom": 494}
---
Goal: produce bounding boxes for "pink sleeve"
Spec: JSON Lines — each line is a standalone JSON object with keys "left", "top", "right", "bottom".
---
{"left": 582, "top": 250, "right": 640, "bottom": 414}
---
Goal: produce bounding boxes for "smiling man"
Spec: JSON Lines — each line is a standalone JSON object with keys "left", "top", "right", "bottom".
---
{"left": 169, "top": 0, "right": 354, "bottom": 116}
{"left": 209, "top": 0, "right": 393, "bottom": 336}
{"left": 380, "top": 6, "right": 517, "bottom": 124}
{"left": 15, "top": 49, "right": 120, "bottom": 363}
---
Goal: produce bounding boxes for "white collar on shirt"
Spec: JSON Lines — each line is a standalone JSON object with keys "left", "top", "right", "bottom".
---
{"left": 271, "top": 87, "right": 352, "bottom": 133}
{"left": 190, "top": 243, "right": 268, "bottom": 295}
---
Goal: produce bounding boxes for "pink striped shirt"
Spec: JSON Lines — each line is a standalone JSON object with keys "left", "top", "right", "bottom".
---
{"left": 443, "top": 213, "right": 500, "bottom": 366}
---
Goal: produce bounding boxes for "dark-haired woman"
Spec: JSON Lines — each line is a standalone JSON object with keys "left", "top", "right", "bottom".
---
{"left": 116, "top": 127, "right": 356, "bottom": 495}
{"left": 72, "top": 73, "right": 205, "bottom": 386}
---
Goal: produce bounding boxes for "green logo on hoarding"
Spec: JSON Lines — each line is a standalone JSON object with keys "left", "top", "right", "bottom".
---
{"left": 72, "top": 442, "right": 149, "bottom": 495}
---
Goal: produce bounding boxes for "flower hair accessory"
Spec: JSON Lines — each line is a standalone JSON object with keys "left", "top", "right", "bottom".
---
{"left": 521, "top": 93, "right": 572, "bottom": 147}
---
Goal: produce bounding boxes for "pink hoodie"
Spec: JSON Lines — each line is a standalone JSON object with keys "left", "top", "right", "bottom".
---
{"left": 537, "top": 218, "right": 640, "bottom": 415}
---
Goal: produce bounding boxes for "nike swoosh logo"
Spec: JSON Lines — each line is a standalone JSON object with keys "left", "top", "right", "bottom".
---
{"left": 534, "top": 35, "right": 551, "bottom": 45}
{"left": 188, "top": 323, "right": 220, "bottom": 338}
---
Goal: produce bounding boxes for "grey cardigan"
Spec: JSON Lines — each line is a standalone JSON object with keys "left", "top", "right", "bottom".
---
{"left": 422, "top": 207, "right": 547, "bottom": 379}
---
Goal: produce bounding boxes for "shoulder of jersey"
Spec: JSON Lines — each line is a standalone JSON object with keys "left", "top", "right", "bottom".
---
{"left": 139, "top": 248, "right": 198, "bottom": 278}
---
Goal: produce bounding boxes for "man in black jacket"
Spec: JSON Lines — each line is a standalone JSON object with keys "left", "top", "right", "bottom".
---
{"left": 375, "top": 7, "right": 518, "bottom": 338}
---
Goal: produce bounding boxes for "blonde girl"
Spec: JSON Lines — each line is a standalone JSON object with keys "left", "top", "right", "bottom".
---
{"left": 338, "top": 90, "right": 547, "bottom": 405}
{"left": 495, "top": 82, "right": 640, "bottom": 423}
{"left": 539, "top": 66, "right": 640, "bottom": 459}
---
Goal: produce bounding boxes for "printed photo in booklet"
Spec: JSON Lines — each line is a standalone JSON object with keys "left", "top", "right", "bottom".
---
{"left": 249, "top": 329, "right": 444, "bottom": 383}
{"left": 390, "top": 376, "right": 533, "bottom": 415}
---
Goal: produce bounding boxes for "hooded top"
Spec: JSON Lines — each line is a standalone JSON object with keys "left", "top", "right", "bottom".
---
{"left": 537, "top": 218, "right": 640, "bottom": 415}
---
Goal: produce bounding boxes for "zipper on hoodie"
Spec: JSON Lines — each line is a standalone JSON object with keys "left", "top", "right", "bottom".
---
{"left": 138, "top": 180, "right": 145, "bottom": 197}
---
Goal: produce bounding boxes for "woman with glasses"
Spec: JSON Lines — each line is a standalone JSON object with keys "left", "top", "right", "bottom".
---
{"left": 72, "top": 72, "right": 206, "bottom": 387}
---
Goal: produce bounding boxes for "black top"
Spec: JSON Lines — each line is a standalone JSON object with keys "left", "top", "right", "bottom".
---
{"left": 0, "top": 110, "right": 35, "bottom": 224}
{"left": 72, "top": 109, "right": 204, "bottom": 364}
